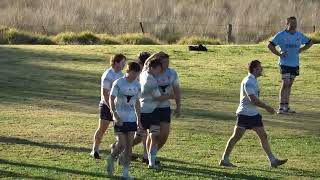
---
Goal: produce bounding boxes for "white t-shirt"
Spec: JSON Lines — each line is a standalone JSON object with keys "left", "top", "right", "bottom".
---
{"left": 100, "top": 67, "right": 124, "bottom": 104}
{"left": 156, "top": 68, "right": 179, "bottom": 108}
{"left": 236, "top": 73, "right": 260, "bottom": 116}
{"left": 110, "top": 77, "right": 141, "bottom": 123}
{"left": 139, "top": 71, "right": 161, "bottom": 113}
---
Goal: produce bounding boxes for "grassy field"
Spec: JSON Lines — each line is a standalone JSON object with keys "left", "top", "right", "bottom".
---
{"left": 0, "top": 44, "right": 319, "bottom": 179}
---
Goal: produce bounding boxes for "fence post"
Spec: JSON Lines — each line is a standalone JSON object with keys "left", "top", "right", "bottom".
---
{"left": 227, "top": 24, "right": 233, "bottom": 43}
{"left": 140, "top": 22, "right": 144, "bottom": 34}
{"left": 42, "top": 25, "right": 48, "bottom": 36}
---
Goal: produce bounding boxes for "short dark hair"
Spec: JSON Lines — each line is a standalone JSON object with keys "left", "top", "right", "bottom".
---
{"left": 155, "top": 51, "right": 169, "bottom": 59}
{"left": 109, "top": 53, "right": 126, "bottom": 66}
{"left": 248, "top": 60, "right": 261, "bottom": 73}
{"left": 137, "top": 52, "right": 151, "bottom": 65}
{"left": 148, "top": 58, "right": 163, "bottom": 69}
{"left": 287, "top": 16, "right": 296, "bottom": 23}
{"left": 126, "top": 62, "right": 141, "bottom": 73}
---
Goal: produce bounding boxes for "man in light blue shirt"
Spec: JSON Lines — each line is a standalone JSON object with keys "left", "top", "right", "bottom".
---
{"left": 268, "top": 16, "right": 313, "bottom": 114}
{"left": 220, "top": 60, "right": 288, "bottom": 168}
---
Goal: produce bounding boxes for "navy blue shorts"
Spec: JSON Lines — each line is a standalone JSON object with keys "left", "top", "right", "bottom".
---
{"left": 114, "top": 122, "right": 137, "bottom": 133}
{"left": 155, "top": 107, "right": 172, "bottom": 123}
{"left": 99, "top": 103, "right": 113, "bottom": 121}
{"left": 141, "top": 110, "right": 160, "bottom": 129}
{"left": 236, "top": 114, "right": 263, "bottom": 129}
{"left": 280, "top": 65, "right": 299, "bottom": 79}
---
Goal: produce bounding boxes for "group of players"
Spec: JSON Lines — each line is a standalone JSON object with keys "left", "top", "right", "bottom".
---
{"left": 89, "top": 16, "right": 313, "bottom": 179}
{"left": 90, "top": 51, "right": 181, "bottom": 178}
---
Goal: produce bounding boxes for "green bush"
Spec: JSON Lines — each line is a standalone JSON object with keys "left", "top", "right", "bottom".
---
{"left": 177, "top": 36, "right": 222, "bottom": 45}
{"left": 98, "top": 34, "right": 121, "bottom": 45}
{"left": 0, "top": 27, "right": 54, "bottom": 44}
{"left": 77, "top": 31, "right": 99, "bottom": 44}
{"left": 54, "top": 31, "right": 100, "bottom": 45}
{"left": 116, "top": 33, "right": 160, "bottom": 45}
{"left": 54, "top": 32, "right": 79, "bottom": 44}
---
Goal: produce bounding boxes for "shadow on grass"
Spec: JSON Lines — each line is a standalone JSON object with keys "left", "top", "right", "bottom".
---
{"left": 0, "top": 46, "right": 103, "bottom": 114}
{"left": 0, "top": 136, "right": 93, "bottom": 153}
{"left": 0, "top": 158, "right": 133, "bottom": 179}
{"left": 0, "top": 169, "right": 55, "bottom": 180}
{"left": 161, "top": 163, "right": 273, "bottom": 180}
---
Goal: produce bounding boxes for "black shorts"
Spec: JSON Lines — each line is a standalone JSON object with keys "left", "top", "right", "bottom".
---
{"left": 99, "top": 103, "right": 112, "bottom": 121}
{"left": 141, "top": 110, "right": 160, "bottom": 130}
{"left": 155, "top": 107, "right": 172, "bottom": 123}
{"left": 236, "top": 114, "right": 263, "bottom": 129}
{"left": 114, "top": 122, "right": 137, "bottom": 133}
{"left": 280, "top": 65, "right": 299, "bottom": 79}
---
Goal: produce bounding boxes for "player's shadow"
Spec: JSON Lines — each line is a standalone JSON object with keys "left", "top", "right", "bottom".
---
{"left": 0, "top": 136, "right": 96, "bottom": 153}
{"left": 0, "top": 169, "right": 54, "bottom": 180}
{"left": 0, "top": 158, "right": 136, "bottom": 180}
{"left": 161, "top": 163, "right": 272, "bottom": 179}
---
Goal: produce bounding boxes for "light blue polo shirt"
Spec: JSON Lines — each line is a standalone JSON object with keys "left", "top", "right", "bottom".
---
{"left": 271, "top": 30, "right": 310, "bottom": 67}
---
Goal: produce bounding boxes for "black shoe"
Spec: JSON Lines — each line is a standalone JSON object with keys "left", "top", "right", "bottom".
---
{"left": 90, "top": 151, "right": 101, "bottom": 159}
{"left": 271, "top": 159, "right": 288, "bottom": 168}
{"left": 142, "top": 157, "right": 148, "bottom": 164}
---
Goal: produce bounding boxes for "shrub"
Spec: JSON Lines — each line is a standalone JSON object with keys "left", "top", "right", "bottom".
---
{"left": 116, "top": 33, "right": 160, "bottom": 45}
{"left": 177, "top": 36, "right": 222, "bottom": 45}
{"left": 98, "top": 34, "right": 121, "bottom": 45}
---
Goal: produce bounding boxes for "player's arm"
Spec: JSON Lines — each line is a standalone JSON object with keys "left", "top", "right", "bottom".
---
{"left": 109, "top": 95, "right": 122, "bottom": 123}
{"left": 109, "top": 82, "right": 122, "bottom": 124}
{"left": 248, "top": 95, "right": 275, "bottom": 114}
{"left": 102, "top": 88, "right": 111, "bottom": 108}
{"left": 172, "top": 84, "right": 181, "bottom": 117}
{"left": 299, "top": 40, "right": 313, "bottom": 53}
{"left": 268, "top": 42, "right": 287, "bottom": 57}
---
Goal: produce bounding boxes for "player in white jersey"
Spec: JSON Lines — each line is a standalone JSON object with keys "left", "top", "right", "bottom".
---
{"left": 268, "top": 16, "right": 313, "bottom": 114}
{"left": 90, "top": 54, "right": 126, "bottom": 159}
{"left": 155, "top": 52, "right": 181, "bottom": 156}
{"left": 106, "top": 62, "right": 142, "bottom": 179}
{"left": 140, "top": 56, "right": 173, "bottom": 169}
{"left": 219, "top": 60, "right": 288, "bottom": 168}
{"left": 132, "top": 51, "right": 152, "bottom": 163}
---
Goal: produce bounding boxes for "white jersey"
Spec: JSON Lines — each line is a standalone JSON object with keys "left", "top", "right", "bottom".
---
{"left": 156, "top": 68, "right": 179, "bottom": 108}
{"left": 236, "top": 73, "right": 260, "bottom": 116}
{"left": 139, "top": 71, "right": 161, "bottom": 113}
{"left": 110, "top": 77, "right": 141, "bottom": 123}
{"left": 100, "top": 67, "right": 123, "bottom": 104}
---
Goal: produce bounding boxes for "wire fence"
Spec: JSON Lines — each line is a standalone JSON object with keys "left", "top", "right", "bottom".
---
{"left": 1, "top": 21, "right": 318, "bottom": 43}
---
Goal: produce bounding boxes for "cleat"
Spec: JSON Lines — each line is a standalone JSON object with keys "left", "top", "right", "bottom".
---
{"left": 219, "top": 160, "right": 237, "bottom": 167}
{"left": 90, "top": 150, "right": 101, "bottom": 159}
{"left": 271, "top": 158, "right": 288, "bottom": 168}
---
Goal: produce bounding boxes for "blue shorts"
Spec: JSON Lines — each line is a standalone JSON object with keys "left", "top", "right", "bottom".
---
{"left": 114, "top": 122, "right": 137, "bottom": 133}
{"left": 99, "top": 103, "right": 112, "bottom": 121}
{"left": 280, "top": 65, "right": 299, "bottom": 79}
{"left": 236, "top": 114, "right": 263, "bottom": 129}
{"left": 155, "top": 107, "right": 172, "bottom": 123}
{"left": 141, "top": 110, "right": 160, "bottom": 129}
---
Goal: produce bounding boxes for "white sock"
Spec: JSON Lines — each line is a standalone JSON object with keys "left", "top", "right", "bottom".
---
{"left": 148, "top": 146, "right": 157, "bottom": 166}
{"left": 92, "top": 147, "right": 99, "bottom": 153}
{"left": 123, "top": 165, "right": 129, "bottom": 177}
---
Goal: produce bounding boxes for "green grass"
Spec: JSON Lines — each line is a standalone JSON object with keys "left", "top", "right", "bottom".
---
{"left": 0, "top": 44, "right": 319, "bottom": 179}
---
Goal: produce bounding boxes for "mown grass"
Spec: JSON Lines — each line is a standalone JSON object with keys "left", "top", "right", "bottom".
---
{"left": 0, "top": 45, "right": 319, "bottom": 179}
